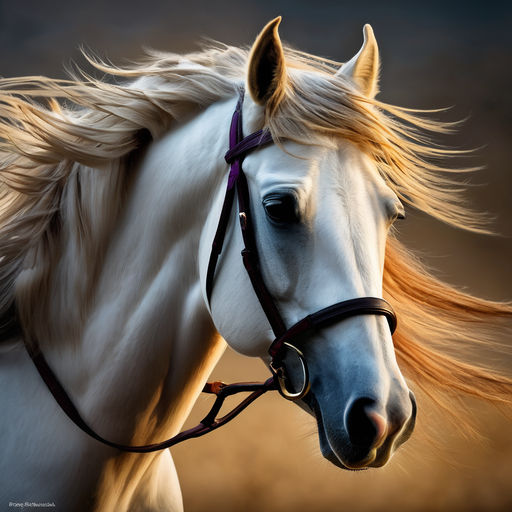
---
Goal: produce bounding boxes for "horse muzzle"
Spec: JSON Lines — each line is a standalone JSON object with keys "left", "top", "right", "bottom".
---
{"left": 304, "top": 389, "right": 417, "bottom": 470}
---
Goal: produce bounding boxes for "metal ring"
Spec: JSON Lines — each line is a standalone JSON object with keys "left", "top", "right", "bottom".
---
{"left": 270, "top": 342, "right": 311, "bottom": 401}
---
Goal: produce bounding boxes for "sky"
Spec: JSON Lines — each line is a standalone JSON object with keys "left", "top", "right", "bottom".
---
{"left": 2, "top": 1, "right": 511, "bottom": 510}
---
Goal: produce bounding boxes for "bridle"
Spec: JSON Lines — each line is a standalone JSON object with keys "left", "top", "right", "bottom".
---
{"left": 23, "top": 89, "right": 397, "bottom": 452}
{"left": 207, "top": 89, "right": 397, "bottom": 399}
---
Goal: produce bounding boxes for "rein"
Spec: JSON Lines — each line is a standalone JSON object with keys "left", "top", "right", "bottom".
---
{"left": 27, "top": 342, "right": 276, "bottom": 452}
{"left": 23, "top": 89, "right": 397, "bottom": 452}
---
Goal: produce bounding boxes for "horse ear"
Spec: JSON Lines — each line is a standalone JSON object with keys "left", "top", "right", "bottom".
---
{"left": 247, "top": 17, "right": 286, "bottom": 107}
{"left": 337, "top": 24, "right": 380, "bottom": 98}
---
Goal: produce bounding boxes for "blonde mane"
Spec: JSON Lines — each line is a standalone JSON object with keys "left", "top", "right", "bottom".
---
{"left": 1, "top": 44, "right": 511, "bottom": 429}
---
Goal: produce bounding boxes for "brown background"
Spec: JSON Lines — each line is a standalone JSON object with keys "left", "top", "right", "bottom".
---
{"left": 2, "top": 1, "right": 511, "bottom": 510}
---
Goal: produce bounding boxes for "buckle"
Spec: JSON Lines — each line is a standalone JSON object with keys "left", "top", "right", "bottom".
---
{"left": 270, "top": 342, "right": 310, "bottom": 400}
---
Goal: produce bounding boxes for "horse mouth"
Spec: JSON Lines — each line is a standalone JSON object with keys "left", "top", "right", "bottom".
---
{"left": 302, "top": 392, "right": 415, "bottom": 470}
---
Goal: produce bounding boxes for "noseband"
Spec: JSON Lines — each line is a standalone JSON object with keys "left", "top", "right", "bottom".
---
{"left": 23, "top": 89, "right": 397, "bottom": 452}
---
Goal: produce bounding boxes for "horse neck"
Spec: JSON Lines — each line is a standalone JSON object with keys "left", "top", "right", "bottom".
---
{"left": 34, "top": 97, "right": 236, "bottom": 443}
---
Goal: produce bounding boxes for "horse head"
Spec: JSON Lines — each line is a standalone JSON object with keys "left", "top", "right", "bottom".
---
{"left": 203, "top": 18, "right": 416, "bottom": 470}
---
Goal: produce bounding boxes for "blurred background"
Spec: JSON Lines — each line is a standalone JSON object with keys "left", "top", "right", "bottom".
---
{"left": 2, "top": 0, "right": 511, "bottom": 510}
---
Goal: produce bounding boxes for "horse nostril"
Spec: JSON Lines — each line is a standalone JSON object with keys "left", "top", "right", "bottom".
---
{"left": 344, "top": 398, "right": 387, "bottom": 449}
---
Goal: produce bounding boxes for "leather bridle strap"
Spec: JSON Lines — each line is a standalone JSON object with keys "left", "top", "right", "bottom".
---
{"left": 206, "top": 90, "right": 286, "bottom": 336}
{"left": 207, "top": 90, "right": 397, "bottom": 368}
{"left": 236, "top": 168, "right": 287, "bottom": 336}
{"left": 205, "top": 91, "right": 274, "bottom": 306}
{"left": 26, "top": 342, "right": 276, "bottom": 453}
{"left": 269, "top": 297, "right": 397, "bottom": 359}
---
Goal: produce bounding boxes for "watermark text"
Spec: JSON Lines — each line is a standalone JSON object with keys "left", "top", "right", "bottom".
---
{"left": 8, "top": 502, "right": 56, "bottom": 508}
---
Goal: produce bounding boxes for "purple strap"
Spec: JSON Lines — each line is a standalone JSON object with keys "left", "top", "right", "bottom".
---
{"left": 225, "top": 130, "right": 273, "bottom": 164}
{"left": 206, "top": 93, "right": 274, "bottom": 305}
{"left": 205, "top": 90, "right": 286, "bottom": 336}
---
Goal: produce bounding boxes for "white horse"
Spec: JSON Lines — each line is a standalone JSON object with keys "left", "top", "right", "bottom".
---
{"left": 1, "top": 18, "right": 511, "bottom": 511}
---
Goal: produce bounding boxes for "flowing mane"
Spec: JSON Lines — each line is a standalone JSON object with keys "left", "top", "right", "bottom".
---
{"left": 1, "top": 43, "right": 511, "bottom": 431}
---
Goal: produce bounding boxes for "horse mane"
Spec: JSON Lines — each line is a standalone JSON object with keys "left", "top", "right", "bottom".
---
{"left": 0, "top": 43, "right": 511, "bottom": 429}
{"left": 385, "top": 238, "right": 512, "bottom": 430}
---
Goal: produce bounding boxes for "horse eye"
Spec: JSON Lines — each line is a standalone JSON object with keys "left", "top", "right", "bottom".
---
{"left": 262, "top": 193, "right": 300, "bottom": 224}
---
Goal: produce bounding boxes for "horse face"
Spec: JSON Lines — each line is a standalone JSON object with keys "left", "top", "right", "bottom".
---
{"left": 204, "top": 18, "right": 415, "bottom": 469}
{"left": 211, "top": 124, "right": 415, "bottom": 467}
